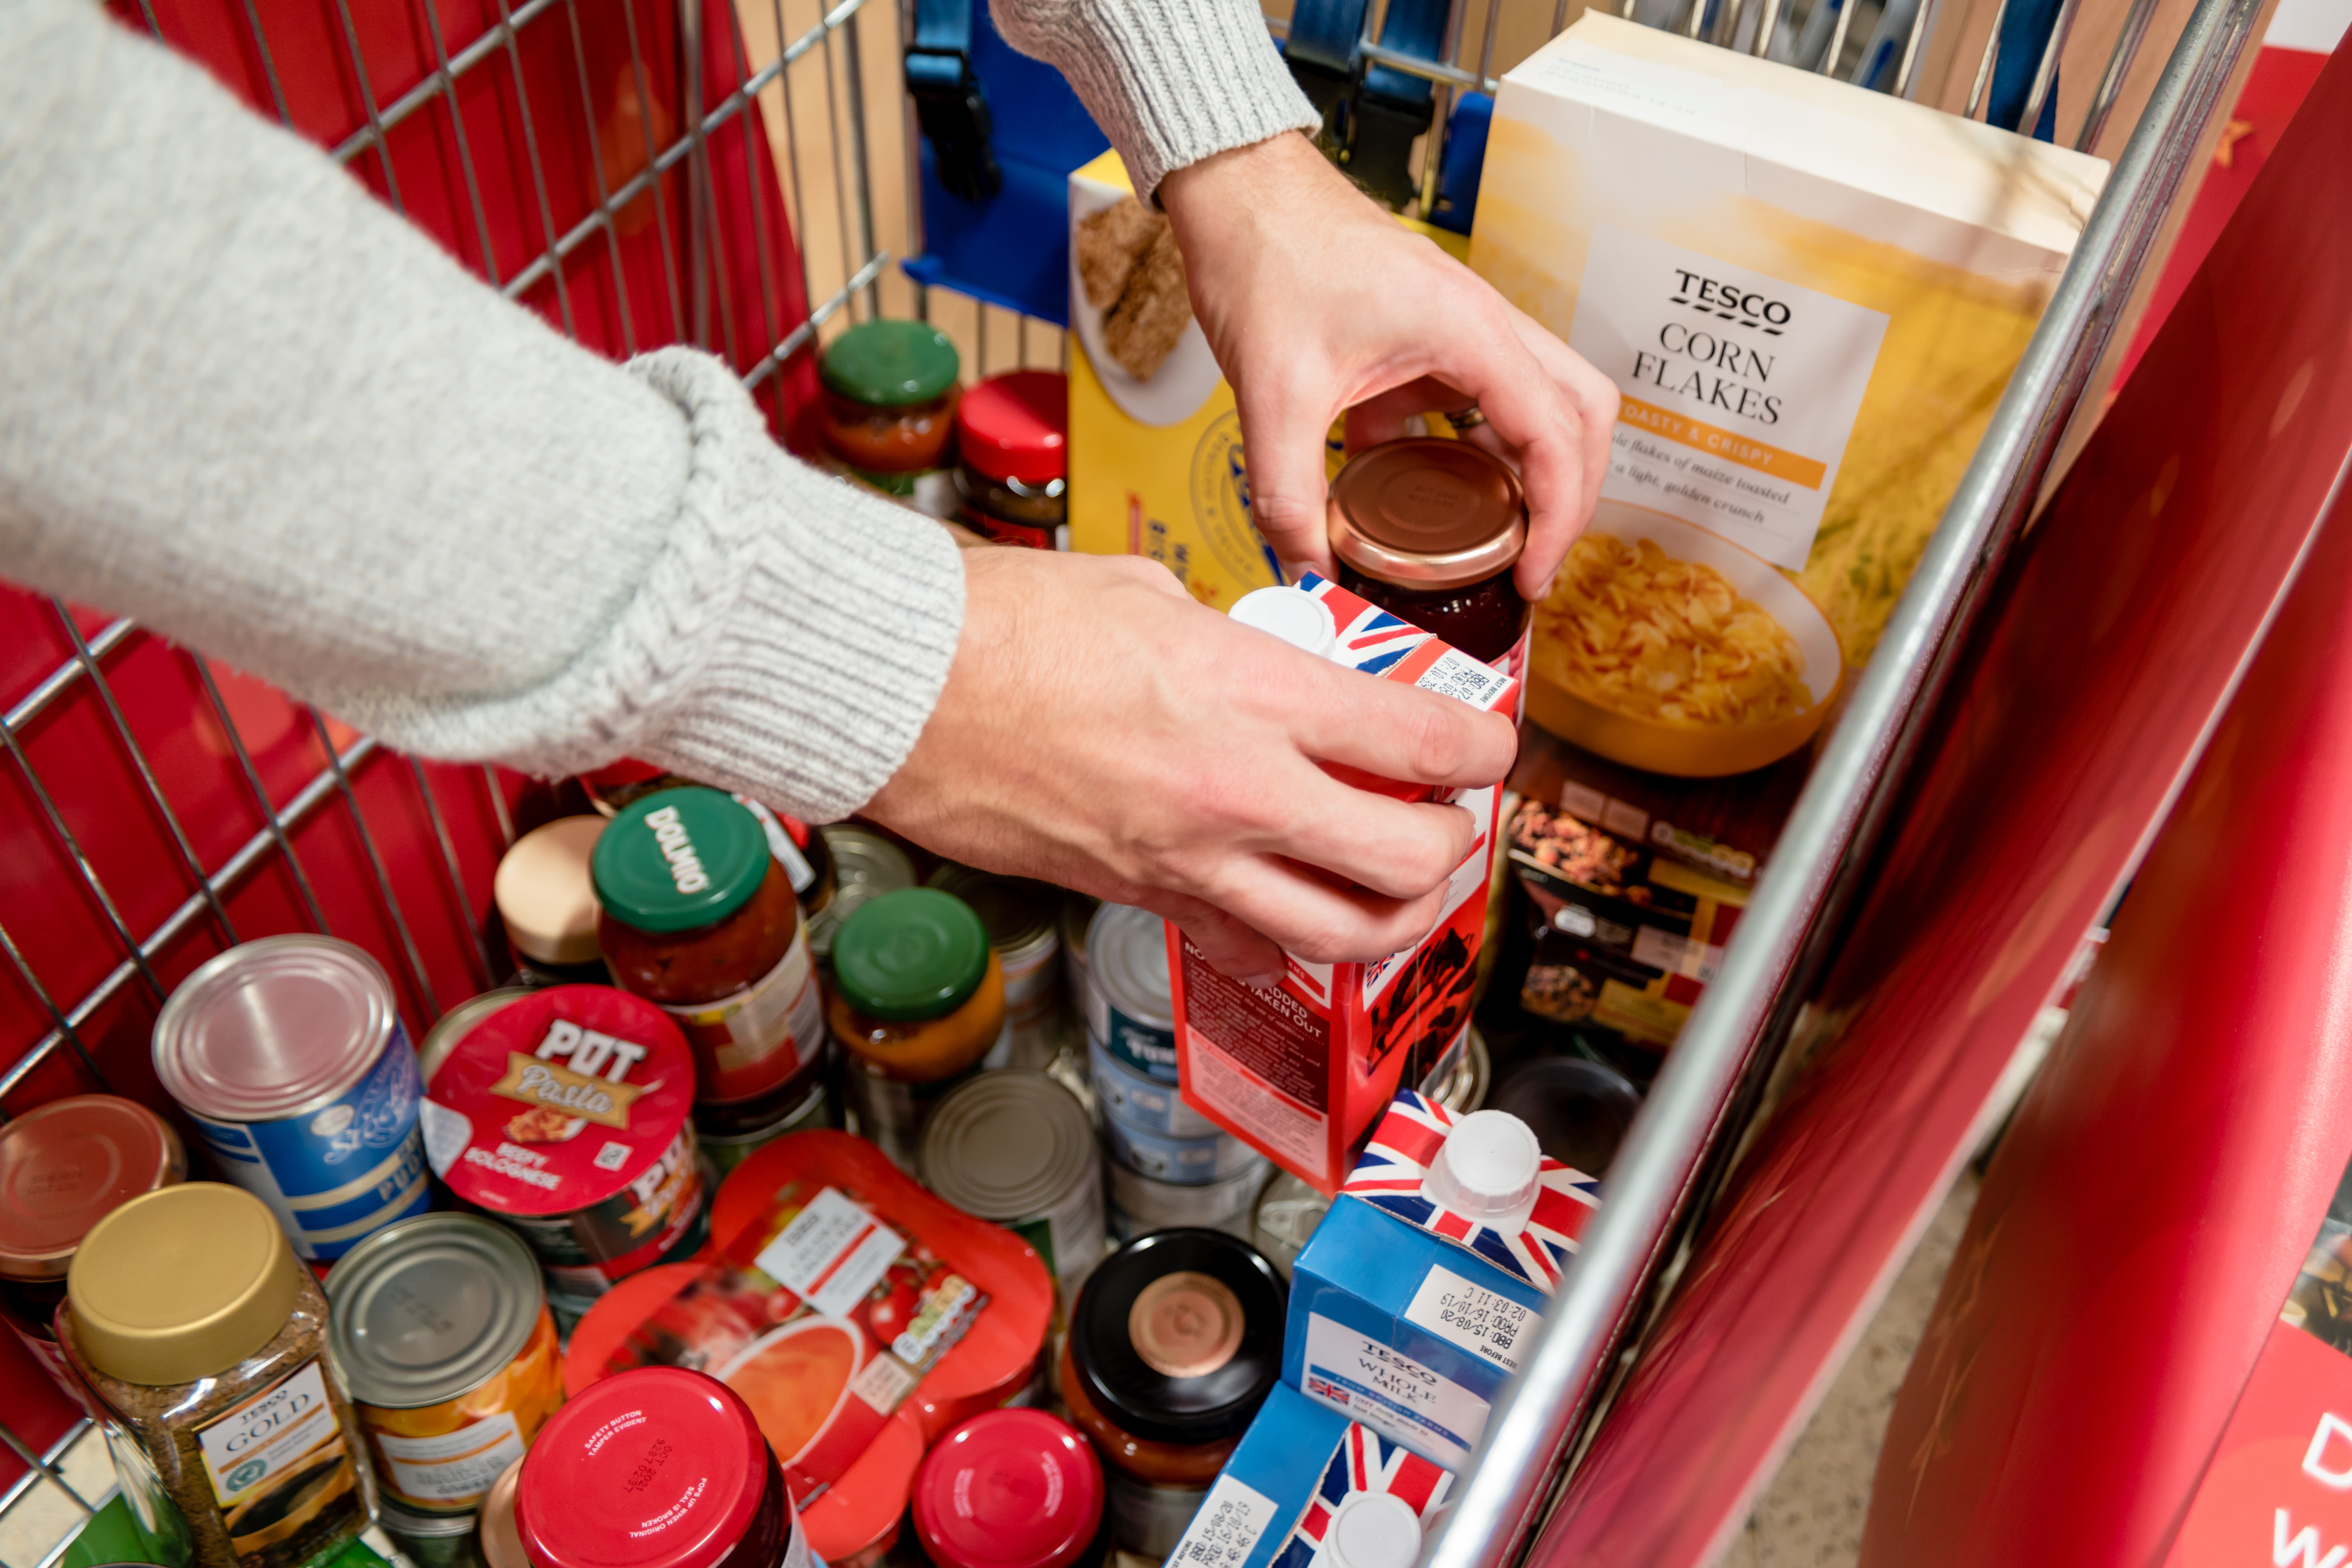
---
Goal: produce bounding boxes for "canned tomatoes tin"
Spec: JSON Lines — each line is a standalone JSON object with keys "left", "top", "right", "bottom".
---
{"left": 153, "top": 936, "right": 428, "bottom": 1260}
{"left": 921, "top": 1071, "right": 1104, "bottom": 1304}
{"left": 1106, "top": 1155, "right": 1267, "bottom": 1245}
{"left": 696, "top": 1074, "right": 838, "bottom": 1178}
{"left": 422, "top": 986, "right": 708, "bottom": 1300}
{"left": 1087, "top": 1035, "right": 1219, "bottom": 1140}
{"left": 1082, "top": 906, "right": 1175, "bottom": 1084}
{"left": 928, "top": 867, "right": 1066, "bottom": 1069}
{"left": 324, "top": 1213, "right": 564, "bottom": 1513}
{"left": 1099, "top": 1112, "right": 1258, "bottom": 1186}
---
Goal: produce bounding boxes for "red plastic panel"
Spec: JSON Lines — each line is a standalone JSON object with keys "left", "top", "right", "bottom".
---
{"left": 1530, "top": 39, "right": 2352, "bottom": 1568}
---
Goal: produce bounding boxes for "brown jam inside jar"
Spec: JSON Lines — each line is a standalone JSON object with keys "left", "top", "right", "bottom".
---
{"left": 1327, "top": 436, "right": 1530, "bottom": 667}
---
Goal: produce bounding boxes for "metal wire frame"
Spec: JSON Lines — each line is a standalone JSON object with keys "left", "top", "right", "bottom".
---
{"left": 0, "top": 1416, "right": 101, "bottom": 1568}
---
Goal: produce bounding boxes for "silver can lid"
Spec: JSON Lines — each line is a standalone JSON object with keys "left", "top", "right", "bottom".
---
{"left": 324, "top": 1212, "right": 545, "bottom": 1409}
{"left": 1106, "top": 1151, "right": 1268, "bottom": 1227}
{"left": 1085, "top": 904, "right": 1172, "bottom": 1031}
{"left": 419, "top": 988, "right": 534, "bottom": 1083}
{"left": 921, "top": 1070, "right": 1095, "bottom": 1220}
{"left": 154, "top": 936, "right": 400, "bottom": 1121}
{"left": 807, "top": 826, "right": 918, "bottom": 959}
{"left": 926, "top": 866, "right": 1061, "bottom": 968}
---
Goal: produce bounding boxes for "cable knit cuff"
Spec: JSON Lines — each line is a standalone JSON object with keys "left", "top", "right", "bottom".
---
{"left": 992, "top": 0, "right": 1321, "bottom": 200}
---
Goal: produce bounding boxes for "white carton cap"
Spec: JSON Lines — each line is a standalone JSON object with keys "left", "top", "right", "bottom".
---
{"left": 1328, "top": 1493, "right": 1423, "bottom": 1568}
{"left": 1229, "top": 586, "right": 1338, "bottom": 660}
{"left": 1422, "top": 1109, "right": 1543, "bottom": 1223}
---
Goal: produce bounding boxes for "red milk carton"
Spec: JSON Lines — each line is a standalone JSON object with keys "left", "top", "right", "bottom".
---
{"left": 1170, "top": 576, "right": 1520, "bottom": 1193}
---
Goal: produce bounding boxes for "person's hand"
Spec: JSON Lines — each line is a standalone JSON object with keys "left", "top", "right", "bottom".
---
{"left": 862, "top": 547, "right": 1519, "bottom": 981}
{"left": 1160, "top": 131, "right": 1619, "bottom": 601}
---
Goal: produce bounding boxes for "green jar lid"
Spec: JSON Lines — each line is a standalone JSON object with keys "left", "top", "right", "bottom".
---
{"left": 833, "top": 889, "right": 990, "bottom": 1021}
{"left": 821, "top": 320, "right": 960, "bottom": 408}
{"left": 591, "top": 786, "right": 770, "bottom": 934}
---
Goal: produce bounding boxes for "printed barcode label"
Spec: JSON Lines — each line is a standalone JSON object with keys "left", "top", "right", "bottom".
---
{"left": 1167, "top": 1473, "right": 1282, "bottom": 1568}
{"left": 1415, "top": 647, "right": 1512, "bottom": 711}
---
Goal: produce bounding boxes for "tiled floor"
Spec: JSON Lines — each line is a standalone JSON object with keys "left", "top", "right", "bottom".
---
{"left": 1717, "top": 1173, "right": 1981, "bottom": 1568}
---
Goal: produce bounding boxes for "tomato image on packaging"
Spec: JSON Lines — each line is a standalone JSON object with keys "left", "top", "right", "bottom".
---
{"left": 421, "top": 986, "right": 707, "bottom": 1300}
{"left": 590, "top": 1131, "right": 1053, "bottom": 1512}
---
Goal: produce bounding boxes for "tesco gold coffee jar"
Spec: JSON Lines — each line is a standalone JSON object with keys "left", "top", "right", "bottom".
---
{"left": 0, "top": 1094, "right": 185, "bottom": 1405}
{"left": 929, "top": 865, "right": 1067, "bottom": 1068}
{"left": 423, "top": 986, "right": 706, "bottom": 1302}
{"left": 1059, "top": 1230, "right": 1285, "bottom": 1559}
{"left": 921, "top": 1070, "right": 1104, "bottom": 1309}
{"left": 323, "top": 1214, "right": 564, "bottom": 1514}
{"left": 59, "top": 1183, "right": 372, "bottom": 1568}
{"left": 494, "top": 818, "right": 612, "bottom": 988}
{"left": 594, "top": 788, "right": 827, "bottom": 1132}
{"left": 153, "top": 936, "right": 428, "bottom": 1261}
{"left": 829, "top": 889, "right": 1007, "bottom": 1171}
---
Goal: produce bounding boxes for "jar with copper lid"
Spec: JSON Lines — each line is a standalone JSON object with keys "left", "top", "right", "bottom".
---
{"left": 494, "top": 817, "right": 612, "bottom": 987}
{"left": 827, "top": 888, "right": 1007, "bottom": 1172}
{"left": 819, "top": 320, "right": 961, "bottom": 515}
{"left": 513, "top": 1367, "right": 808, "bottom": 1568}
{"left": 1326, "top": 437, "right": 1531, "bottom": 668}
{"left": 58, "top": 1183, "right": 372, "bottom": 1568}
{"left": 953, "top": 371, "right": 1067, "bottom": 549}
{"left": 0, "top": 1094, "right": 185, "bottom": 1405}
{"left": 594, "top": 788, "right": 827, "bottom": 1136}
{"left": 1057, "top": 1229, "right": 1285, "bottom": 1559}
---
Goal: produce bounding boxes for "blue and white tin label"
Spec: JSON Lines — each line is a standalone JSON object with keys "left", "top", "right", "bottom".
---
{"left": 1101, "top": 1101, "right": 1258, "bottom": 1186}
{"left": 191, "top": 1023, "right": 429, "bottom": 1260}
{"left": 1089, "top": 1033, "right": 1220, "bottom": 1138}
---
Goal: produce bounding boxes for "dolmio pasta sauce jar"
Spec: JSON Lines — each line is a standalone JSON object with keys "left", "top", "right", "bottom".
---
{"left": 514, "top": 1367, "right": 808, "bottom": 1568}
{"left": 422, "top": 987, "right": 706, "bottom": 1302}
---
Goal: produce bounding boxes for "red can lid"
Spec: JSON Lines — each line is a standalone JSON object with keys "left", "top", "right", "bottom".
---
{"left": 0, "top": 1095, "right": 186, "bottom": 1282}
{"left": 516, "top": 1367, "right": 771, "bottom": 1568}
{"left": 912, "top": 1410, "right": 1103, "bottom": 1568}
{"left": 955, "top": 372, "right": 1067, "bottom": 487}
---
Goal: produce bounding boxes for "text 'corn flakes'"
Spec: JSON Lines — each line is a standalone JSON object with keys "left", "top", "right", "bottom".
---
{"left": 1538, "top": 534, "right": 1813, "bottom": 728}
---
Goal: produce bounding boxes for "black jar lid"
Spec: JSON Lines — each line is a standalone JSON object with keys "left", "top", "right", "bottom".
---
{"left": 1068, "top": 1229, "right": 1285, "bottom": 1446}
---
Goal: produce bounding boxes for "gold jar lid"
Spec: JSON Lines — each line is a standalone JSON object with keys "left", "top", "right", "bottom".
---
{"left": 1127, "top": 1271, "right": 1244, "bottom": 1379}
{"left": 1327, "top": 438, "right": 1527, "bottom": 589}
{"left": 494, "top": 817, "right": 607, "bottom": 967}
{"left": 68, "top": 1183, "right": 300, "bottom": 1385}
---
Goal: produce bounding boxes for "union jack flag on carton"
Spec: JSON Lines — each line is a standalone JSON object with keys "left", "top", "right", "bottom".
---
{"left": 1271, "top": 1420, "right": 1453, "bottom": 1568}
{"left": 1340, "top": 1090, "right": 1602, "bottom": 1293}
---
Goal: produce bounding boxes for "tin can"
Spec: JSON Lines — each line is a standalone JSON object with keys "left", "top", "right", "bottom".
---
{"left": 1087, "top": 1034, "right": 1219, "bottom": 1139}
{"left": 1106, "top": 1155, "right": 1267, "bottom": 1245}
{"left": 928, "top": 866, "right": 1067, "bottom": 1069}
{"left": 153, "top": 936, "right": 429, "bottom": 1260}
{"left": 1418, "top": 1025, "right": 1491, "bottom": 1113}
{"left": 423, "top": 986, "right": 708, "bottom": 1300}
{"left": 1099, "top": 1109, "right": 1258, "bottom": 1185}
{"left": 420, "top": 988, "right": 536, "bottom": 1080}
{"left": 695, "top": 1072, "right": 837, "bottom": 1178}
{"left": 1250, "top": 1169, "right": 1329, "bottom": 1280}
{"left": 324, "top": 1213, "right": 565, "bottom": 1513}
{"left": 921, "top": 1071, "right": 1104, "bottom": 1304}
{"left": 1083, "top": 905, "right": 1175, "bottom": 1083}
{"left": 804, "top": 825, "right": 917, "bottom": 963}
{"left": 379, "top": 1500, "right": 487, "bottom": 1568}
{"left": 1486, "top": 1054, "right": 1643, "bottom": 1176}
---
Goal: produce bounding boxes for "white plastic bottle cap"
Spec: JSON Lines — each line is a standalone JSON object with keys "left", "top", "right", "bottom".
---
{"left": 1422, "top": 1109, "right": 1543, "bottom": 1223}
{"left": 1327, "top": 1493, "right": 1423, "bottom": 1568}
{"left": 1228, "top": 586, "right": 1339, "bottom": 660}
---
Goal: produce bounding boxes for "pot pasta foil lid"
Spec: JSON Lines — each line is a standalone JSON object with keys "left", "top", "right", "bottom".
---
{"left": 601, "top": 1135, "right": 1016, "bottom": 1505}
{"left": 1341, "top": 1092, "right": 1602, "bottom": 1293}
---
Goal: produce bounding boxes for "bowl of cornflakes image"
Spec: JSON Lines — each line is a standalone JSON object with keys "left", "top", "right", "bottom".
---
{"left": 1527, "top": 501, "right": 1843, "bottom": 777}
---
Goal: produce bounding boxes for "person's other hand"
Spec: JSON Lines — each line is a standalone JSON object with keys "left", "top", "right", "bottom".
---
{"left": 1160, "top": 131, "right": 1619, "bottom": 601}
{"left": 862, "top": 548, "right": 1519, "bottom": 981}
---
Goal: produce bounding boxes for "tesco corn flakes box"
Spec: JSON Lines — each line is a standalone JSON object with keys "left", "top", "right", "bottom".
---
{"left": 1471, "top": 14, "right": 2108, "bottom": 681}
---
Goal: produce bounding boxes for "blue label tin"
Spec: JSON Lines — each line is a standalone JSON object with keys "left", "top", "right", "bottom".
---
{"left": 155, "top": 937, "right": 430, "bottom": 1260}
{"left": 1101, "top": 1096, "right": 1259, "bottom": 1185}
{"left": 1089, "top": 1032, "right": 1221, "bottom": 1138}
{"left": 1083, "top": 904, "right": 1177, "bottom": 1083}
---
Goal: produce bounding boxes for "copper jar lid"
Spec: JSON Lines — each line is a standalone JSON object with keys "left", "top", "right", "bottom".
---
{"left": 1327, "top": 438, "right": 1527, "bottom": 589}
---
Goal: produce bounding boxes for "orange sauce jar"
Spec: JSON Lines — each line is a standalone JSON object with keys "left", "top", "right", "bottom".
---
{"left": 826, "top": 888, "right": 1007, "bottom": 1171}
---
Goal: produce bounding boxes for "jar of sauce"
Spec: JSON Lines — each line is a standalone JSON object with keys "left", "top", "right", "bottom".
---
{"left": 953, "top": 371, "right": 1067, "bottom": 549}
{"left": 494, "top": 816, "right": 613, "bottom": 987}
{"left": 514, "top": 1367, "right": 807, "bottom": 1568}
{"left": 594, "top": 788, "right": 827, "bottom": 1136}
{"left": 819, "top": 320, "right": 961, "bottom": 514}
{"left": 827, "top": 888, "right": 1006, "bottom": 1172}
{"left": 0, "top": 1095, "right": 184, "bottom": 1405}
{"left": 1326, "top": 437, "right": 1531, "bottom": 670}
{"left": 913, "top": 1410, "right": 1105, "bottom": 1568}
{"left": 580, "top": 766, "right": 838, "bottom": 924}
{"left": 1058, "top": 1229, "right": 1285, "bottom": 1560}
